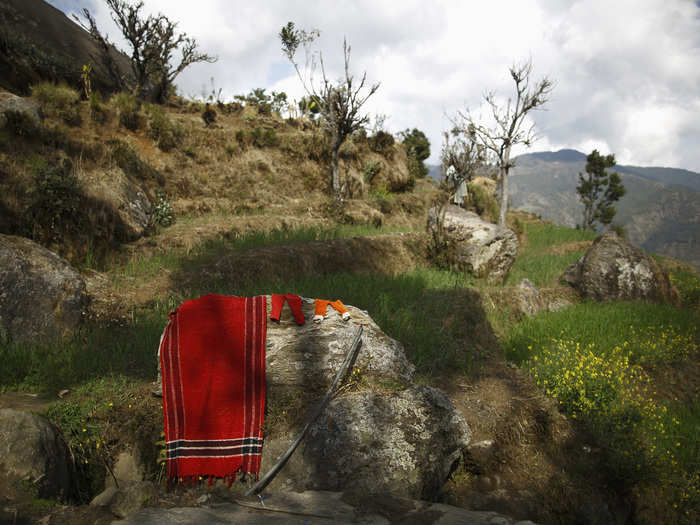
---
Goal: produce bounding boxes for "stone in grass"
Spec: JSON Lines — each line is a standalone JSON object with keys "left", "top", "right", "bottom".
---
{"left": 562, "top": 231, "right": 680, "bottom": 305}
{"left": 0, "top": 408, "right": 75, "bottom": 500}
{"left": 0, "top": 234, "right": 89, "bottom": 344}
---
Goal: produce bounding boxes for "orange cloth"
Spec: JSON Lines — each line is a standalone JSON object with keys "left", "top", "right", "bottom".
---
{"left": 314, "top": 299, "right": 350, "bottom": 321}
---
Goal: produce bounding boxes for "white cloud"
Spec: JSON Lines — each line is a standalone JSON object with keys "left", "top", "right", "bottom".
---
{"left": 47, "top": 0, "right": 700, "bottom": 172}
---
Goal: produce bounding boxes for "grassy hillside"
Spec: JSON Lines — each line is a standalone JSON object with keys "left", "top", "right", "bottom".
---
{"left": 1, "top": 85, "right": 699, "bottom": 524}
{"left": 0, "top": 83, "right": 431, "bottom": 267}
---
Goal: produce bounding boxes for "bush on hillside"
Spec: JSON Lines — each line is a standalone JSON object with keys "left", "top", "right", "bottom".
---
{"left": 31, "top": 83, "right": 79, "bottom": 110}
{"left": 201, "top": 104, "right": 217, "bottom": 127}
{"left": 31, "top": 83, "right": 82, "bottom": 126}
{"left": 368, "top": 130, "right": 395, "bottom": 157}
{"left": 147, "top": 105, "right": 181, "bottom": 152}
{"left": 466, "top": 181, "right": 499, "bottom": 223}
{"left": 111, "top": 92, "right": 144, "bottom": 131}
{"left": 108, "top": 139, "right": 164, "bottom": 184}
{"left": 23, "top": 156, "right": 84, "bottom": 243}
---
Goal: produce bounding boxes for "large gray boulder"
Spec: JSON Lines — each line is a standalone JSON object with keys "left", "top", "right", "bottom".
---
{"left": 156, "top": 298, "right": 466, "bottom": 500}
{"left": 427, "top": 205, "right": 518, "bottom": 281}
{"left": 0, "top": 234, "right": 89, "bottom": 344}
{"left": 562, "top": 232, "right": 680, "bottom": 304}
{"left": 0, "top": 91, "right": 42, "bottom": 130}
{"left": 300, "top": 386, "right": 471, "bottom": 499}
{"left": 266, "top": 297, "right": 415, "bottom": 388}
{"left": 81, "top": 168, "right": 152, "bottom": 241}
{"left": 0, "top": 408, "right": 74, "bottom": 500}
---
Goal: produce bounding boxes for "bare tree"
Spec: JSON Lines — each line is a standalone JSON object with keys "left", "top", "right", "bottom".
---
{"left": 454, "top": 60, "right": 553, "bottom": 226}
{"left": 76, "top": 0, "right": 216, "bottom": 101}
{"left": 280, "top": 21, "right": 379, "bottom": 204}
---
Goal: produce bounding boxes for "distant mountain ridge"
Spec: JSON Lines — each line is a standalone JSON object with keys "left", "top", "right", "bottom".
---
{"left": 517, "top": 149, "right": 700, "bottom": 192}
{"left": 510, "top": 149, "right": 700, "bottom": 269}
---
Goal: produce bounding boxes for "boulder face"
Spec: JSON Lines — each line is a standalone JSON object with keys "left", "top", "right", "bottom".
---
{"left": 0, "top": 234, "right": 89, "bottom": 344}
{"left": 301, "top": 386, "right": 471, "bottom": 500}
{"left": 0, "top": 92, "right": 42, "bottom": 129}
{"left": 156, "top": 297, "right": 467, "bottom": 500}
{"left": 81, "top": 168, "right": 152, "bottom": 241}
{"left": 266, "top": 298, "right": 415, "bottom": 389}
{"left": 256, "top": 299, "right": 469, "bottom": 500}
{"left": 427, "top": 205, "right": 518, "bottom": 281}
{"left": 562, "top": 232, "right": 680, "bottom": 304}
{"left": 0, "top": 408, "right": 74, "bottom": 500}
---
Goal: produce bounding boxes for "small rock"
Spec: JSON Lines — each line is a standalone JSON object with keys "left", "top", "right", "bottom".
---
{"left": 0, "top": 409, "right": 74, "bottom": 500}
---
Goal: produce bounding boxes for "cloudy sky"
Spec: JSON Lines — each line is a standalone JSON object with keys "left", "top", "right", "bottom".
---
{"left": 49, "top": 0, "right": 700, "bottom": 172}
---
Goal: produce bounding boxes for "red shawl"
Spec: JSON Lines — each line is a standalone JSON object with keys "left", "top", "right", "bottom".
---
{"left": 159, "top": 294, "right": 267, "bottom": 482}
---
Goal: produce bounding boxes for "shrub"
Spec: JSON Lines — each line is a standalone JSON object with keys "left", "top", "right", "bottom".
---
{"left": 368, "top": 130, "right": 395, "bottom": 157}
{"left": 108, "top": 139, "right": 164, "bottom": 184}
{"left": 466, "top": 181, "right": 499, "bottom": 222}
{"left": 201, "top": 104, "right": 217, "bottom": 127}
{"left": 31, "top": 83, "right": 80, "bottom": 111}
{"left": 112, "top": 92, "right": 144, "bottom": 131}
{"left": 150, "top": 192, "right": 174, "bottom": 227}
{"left": 89, "top": 92, "right": 109, "bottom": 124}
{"left": 670, "top": 270, "right": 700, "bottom": 310}
{"left": 363, "top": 161, "right": 381, "bottom": 184}
{"left": 30, "top": 83, "right": 82, "bottom": 127}
{"left": 610, "top": 223, "right": 627, "bottom": 238}
{"left": 147, "top": 105, "right": 181, "bottom": 152}
{"left": 24, "top": 156, "right": 84, "bottom": 243}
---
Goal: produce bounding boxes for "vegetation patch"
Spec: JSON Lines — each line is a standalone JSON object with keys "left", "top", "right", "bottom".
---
{"left": 504, "top": 301, "right": 699, "bottom": 522}
{"left": 505, "top": 222, "right": 596, "bottom": 286}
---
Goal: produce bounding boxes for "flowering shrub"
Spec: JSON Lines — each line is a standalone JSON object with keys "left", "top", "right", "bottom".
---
{"left": 150, "top": 192, "right": 174, "bottom": 227}
{"left": 525, "top": 328, "right": 698, "bottom": 520}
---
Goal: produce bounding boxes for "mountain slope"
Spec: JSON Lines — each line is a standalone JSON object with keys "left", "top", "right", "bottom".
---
{"left": 0, "top": 0, "right": 130, "bottom": 94}
{"left": 510, "top": 150, "right": 700, "bottom": 269}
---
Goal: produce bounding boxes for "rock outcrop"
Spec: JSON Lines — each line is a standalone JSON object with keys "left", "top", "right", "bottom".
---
{"left": 81, "top": 168, "right": 152, "bottom": 241}
{"left": 427, "top": 205, "right": 518, "bottom": 281}
{"left": 0, "top": 408, "right": 74, "bottom": 500}
{"left": 0, "top": 91, "right": 42, "bottom": 129}
{"left": 0, "top": 234, "right": 89, "bottom": 344}
{"left": 262, "top": 300, "right": 468, "bottom": 499}
{"left": 562, "top": 232, "right": 680, "bottom": 304}
{"left": 155, "top": 297, "right": 467, "bottom": 500}
{"left": 265, "top": 298, "right": 415, "bottom": 388}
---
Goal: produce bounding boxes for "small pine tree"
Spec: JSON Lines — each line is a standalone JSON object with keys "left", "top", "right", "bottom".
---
{"left": 576, "top": 149, "right": 626, "bottom": 231}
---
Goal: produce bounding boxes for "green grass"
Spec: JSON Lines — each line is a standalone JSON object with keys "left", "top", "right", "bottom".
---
{"left": 0, "top": 312, "right": 164, "bottom": 393}
{"left": 116, "top": 224, "right": 415, "bottom": 280}
{"left": 506, "top": 223, "right": 596, "bottom": 287}
{"left": 0, "top": 267, "right": 482, "bottom": 393}
{"left": 503, "top": 301, "right": 698, "bottom": 364}
{"left": 503, "top": 300, "right": 699, "bottom": 520}
{"left": 221, "top": 268, "right": 482, "bottom": 375}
